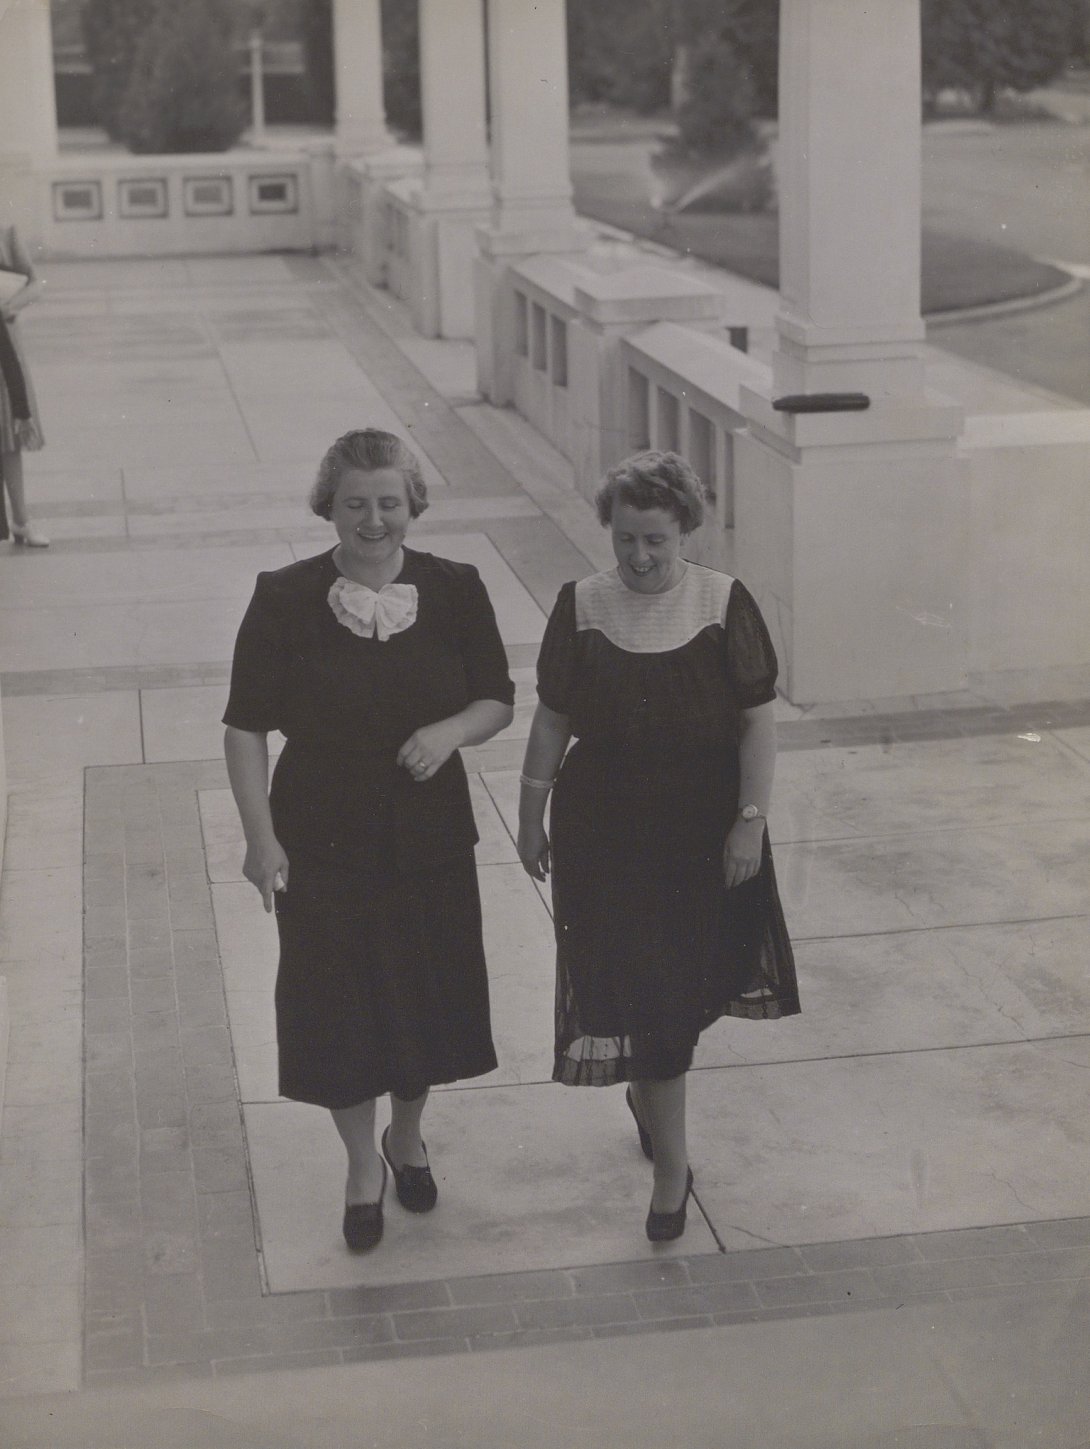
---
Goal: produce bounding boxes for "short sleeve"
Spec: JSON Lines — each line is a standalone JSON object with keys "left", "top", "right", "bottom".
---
{"left": 723, "top": 579, "right": 778, "bottom": 709}
{"left": 457, "top": 566, "right": 515, "bottom": 706}
{"left": 536, "top": 582, "right": 577, "bottom": 714}
{"left": 223, "top": 573, "right": 290, "bottom": 732}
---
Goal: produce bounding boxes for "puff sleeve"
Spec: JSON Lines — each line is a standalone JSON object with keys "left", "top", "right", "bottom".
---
{"left": 455, "top": 565, "right": 515, "bottom": 706}
{"left": 723, "top": 579, "right": 778, "bottom": 709}
{"left": 222, "top": 573, "right": 289, "bottom": 733}
{"left": 536, "top": 582, "right": 577, "bottom": 714}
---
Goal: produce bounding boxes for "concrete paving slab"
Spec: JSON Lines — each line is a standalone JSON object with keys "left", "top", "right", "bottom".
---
{"left": 149, "top": 693, "right": 284, "bottom": 771}
{"left": 0, "top": 693, "right": 142, "bottom": 785}
{"left": 0, "top": 544, "right": 294, "bottom": 609}
{"left": 17, "top": 464, "right": 124, "bottom": 505}
{"left": 777, "top": 817, "right": 1090, "bottom": 939}
{"left": 773, "top": 732, "right": 1090, "bottom": 845}
{"left": 694, "top": 914, "right": 1090, "bottom": 1068}
{"left": 120, "top": 461, "right": 311, "bottom": 500}
{"left": 686, "top": 1039, "right": 1090, "bottom": 1248}
{"left": 246, "top": 1083, "right": 718, "bottom": 1293}
{"left": 0, "top": 600, "right": 250, "bottom": 673}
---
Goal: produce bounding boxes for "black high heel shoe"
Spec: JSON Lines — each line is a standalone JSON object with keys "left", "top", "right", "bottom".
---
{"left": 342, "top": 1159, "right": 387, "bottom": 1251}
{"left": 381, "top": 1125, "right": 438, "bottom": 1213}
{"left": 645, "top": 1167, "right": 694, "bottom": 1243}
{"left": 625, "top": 1086, "right": 654, "bottom": 1161}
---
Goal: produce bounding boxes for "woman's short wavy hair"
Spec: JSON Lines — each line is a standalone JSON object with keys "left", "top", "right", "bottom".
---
{"left": 309, "top": 429, "right": 429, "bottom": 520}
{"left": 594, "top": 450, "right": 706, "bottom": 534}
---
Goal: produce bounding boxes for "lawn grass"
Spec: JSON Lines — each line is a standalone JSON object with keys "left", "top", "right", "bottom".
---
{"left": 572, "top": 190, "right": 1069, "bottom": 316}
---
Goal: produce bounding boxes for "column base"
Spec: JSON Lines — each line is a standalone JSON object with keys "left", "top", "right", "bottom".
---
{"left": 735, "top": 387, "right": 969, "bottom": 704}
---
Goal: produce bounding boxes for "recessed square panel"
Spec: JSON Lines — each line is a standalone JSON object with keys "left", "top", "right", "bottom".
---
{"left": 52, "top": 180, "right": 103, "bottom": 221}
{"left": 248, "top": 173, "right": 298, "bottom": 215}
{"left": 183, "top": 175, "right": 233, "bottom": 217}
{"left": 118, "top": 177, "right": 168, "bottom": 219}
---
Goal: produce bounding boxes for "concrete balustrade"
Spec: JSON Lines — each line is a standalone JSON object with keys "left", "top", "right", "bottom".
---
{"left": 621, "top": 324, "right": 772, "bottom": 573}
{"left": 567, "top": 269, "right": 726, "bottom": 499}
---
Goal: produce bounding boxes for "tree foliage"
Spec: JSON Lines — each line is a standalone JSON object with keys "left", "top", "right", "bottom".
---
{"left": 117, "top": 0, "right": 246, "bottom": 153}
{"left": 675, "top": 41, "right": 760, "bottom": 155}
{"left": 381, "top": 0, "right": 422, "bottom": 140}
{"left": 81, "top": 0, "right": 158, "bottom": 139}
{"left": 566, "top": 0, "right": 674, "bottom": 114}
{"left": 921, "top": 0, "right": 1075, "bottom": 111}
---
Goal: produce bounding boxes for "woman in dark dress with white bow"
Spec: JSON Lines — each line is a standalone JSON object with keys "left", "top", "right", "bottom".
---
{"left": 225, "top": 429, "right": 514, "bottom": 1252}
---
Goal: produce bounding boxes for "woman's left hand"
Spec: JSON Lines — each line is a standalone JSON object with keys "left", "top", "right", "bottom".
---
{"left": 397, "top": 720, "right": 460, "bottom": 782}
{"left": 723, "top": 818, "right": 764, "bottom": 890}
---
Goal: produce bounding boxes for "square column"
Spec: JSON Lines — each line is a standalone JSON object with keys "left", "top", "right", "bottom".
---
{"left": 774, "top": 0, "right": 925, "bottom": 397}
{"left": 485, "top": 0, "right": 583, "bottom": 243}
{"left": 0, "top": 0, "right": 59, "bottom": 243}
{"left": 475, "top": 0, "right": 590, "bottom": 396}
{"left": 734, "top": 0, "right": 969, "bottom": 703}
{"left": 404, "top": 0, "right": 491, "bottom": 337}
{"left": 332, "top": 0, "right": 391, "bottom": 156}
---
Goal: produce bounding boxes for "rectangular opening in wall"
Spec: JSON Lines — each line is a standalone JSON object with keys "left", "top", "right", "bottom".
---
{"left": 183, "top": 176, "right": 233, "bottom": 216}
{"left": 550, "top": 315, "right": 568, "bottom": 387}
{"left": 52, "top": 180, "right": 103, "bottom": 221}
{"left": 656, "top": 387, "right": 680, "bottom": 452}
{"left": 248, "top": 174, "right": 298, "bottom": 214}
{"left": 531, "top": 302, "right": 547, "bottom": 371}
{"left": 515, "top": 291, "right": 529, "bottom": 357}
{"left": 627, "top": 368, "right": 650, "bottom": 450}
{"left": 721, "top": 429, "right": 735, "bottom": 528}
{"left": 689, "top": 409, "right": 715, "bottom": 503}
{"left": 118, "top": 178, "right": 167, "bottom": 219}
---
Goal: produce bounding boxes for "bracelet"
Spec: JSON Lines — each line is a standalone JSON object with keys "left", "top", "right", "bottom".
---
{"left": 519, "top": 773, "right": 555, "bottom": 791}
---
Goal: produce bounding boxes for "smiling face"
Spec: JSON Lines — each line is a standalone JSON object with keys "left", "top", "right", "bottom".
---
{"left": 330, "top": 466, "right": 412, "bottom": 581}
{"left": 610, "top": 502, "right": 686, "bottom": 594}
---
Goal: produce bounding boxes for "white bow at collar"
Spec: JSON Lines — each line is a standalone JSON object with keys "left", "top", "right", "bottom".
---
{"left": 327, "top": 577, "right": 419, "bottom": 641}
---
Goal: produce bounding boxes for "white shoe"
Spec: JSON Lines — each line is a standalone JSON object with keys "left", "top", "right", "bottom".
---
{"left": 11, "top": 522, "right": 49, "bottom": 548}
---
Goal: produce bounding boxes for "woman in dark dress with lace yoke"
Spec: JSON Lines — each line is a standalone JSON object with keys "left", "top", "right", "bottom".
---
{"left": 518, "top": 450, "right": 799, "bottom": 1244}
{"left": 224, "top": 430, "right": 514, "bottom": 1254}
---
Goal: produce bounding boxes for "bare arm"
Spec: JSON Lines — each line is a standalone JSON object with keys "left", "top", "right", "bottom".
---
{"left": 517, "top": 701, "right": 572, "bottom": 880}
{"left": 397, "top": 698, "right": 514, "bottom": 780}
{"left": 2, "top": 228, "right": 43, "bottom": 321}
{"left": 224, "top": 726, "right": 289, "bottom": 912}
{"left": 723, "top": 699, "right": 776, "bottom": 889}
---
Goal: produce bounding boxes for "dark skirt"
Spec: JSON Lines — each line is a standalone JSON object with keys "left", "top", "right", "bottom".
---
{"left": 550, "top": 739, "right": 799, "bottom": 1087}
{"left": 273, "top": 849, "right": 498, "bottom": 1109}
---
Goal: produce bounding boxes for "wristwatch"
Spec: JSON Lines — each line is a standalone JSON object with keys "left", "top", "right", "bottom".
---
{"left": 738, "top": 804, "right": 766, "bottom": 823}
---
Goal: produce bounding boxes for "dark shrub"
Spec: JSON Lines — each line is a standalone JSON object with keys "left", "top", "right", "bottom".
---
{"left": 118, "top": 0, "right": 246, "bottom": 153}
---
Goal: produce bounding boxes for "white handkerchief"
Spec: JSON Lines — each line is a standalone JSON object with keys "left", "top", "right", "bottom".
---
{"left": 328, "top": 577, "right": 418, "bottom": 641}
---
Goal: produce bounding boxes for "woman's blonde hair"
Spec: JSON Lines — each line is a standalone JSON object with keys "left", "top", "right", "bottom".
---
{"left": 309, "top": 429, "right": 429, "bottom": 519}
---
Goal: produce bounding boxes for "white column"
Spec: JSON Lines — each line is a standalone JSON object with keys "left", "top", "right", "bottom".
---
{"left": 732, "top": 0, "right": 969, "bottom": 703}
{"left": 773, "top": 0, "right": 925, "bottom": 398}
{"left": 0, "top": 0, "right": 58, "bottom": 164}
{"left": 485, "top": 0, "right": 578, "bottom": 238}
{"left": 332, "top": 0, "right": 390, "bottom": 156}
{"left": 403, "top": 0, "right": 490, "bottom": 337}
{"left": 418, "top": 0, "right": 490, "bottom": 207}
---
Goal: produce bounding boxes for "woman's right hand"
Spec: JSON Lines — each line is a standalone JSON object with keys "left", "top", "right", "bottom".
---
{"left": 517, "top": 820, "right": 551, "bottom": 881}
{"left": 243, "top": 836, "right": 290, "bottom": 913}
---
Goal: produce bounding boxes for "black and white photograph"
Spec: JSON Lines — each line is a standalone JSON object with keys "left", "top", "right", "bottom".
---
{"left": 0, "top": 0, "right": 1089, "bottom": 1444}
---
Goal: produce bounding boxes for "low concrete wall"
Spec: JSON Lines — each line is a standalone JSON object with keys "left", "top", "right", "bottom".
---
{"left": 37, "top": 148, "right": 326, "bottom": 258}
{"left": 964, "top": 411, "right": 1090, "bottom": 674}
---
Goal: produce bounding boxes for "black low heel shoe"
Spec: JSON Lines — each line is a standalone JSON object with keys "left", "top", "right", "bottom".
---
{"left": 381, "top": 1125, "right": 438, "bottom": 1213}
{"left": 625, "top": 1086, "right": 654, "bottom": 1161}
{"left": 645, "top": 1167, "right": 694, "bottom": 1243}
{"left": 343, "top": 1159, "right": 387, "bottom": 1252}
